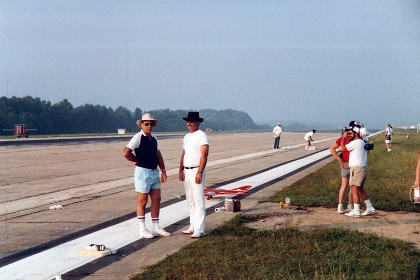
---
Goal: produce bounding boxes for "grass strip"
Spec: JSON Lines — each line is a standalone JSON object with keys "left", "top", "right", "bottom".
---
{"left": 135, "top": 215, "right": 419, "bottom": 280}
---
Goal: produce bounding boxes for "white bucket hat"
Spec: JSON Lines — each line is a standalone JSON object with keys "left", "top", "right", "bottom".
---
{"left": 136, "top": 113, "right": 158, "bottom": 128}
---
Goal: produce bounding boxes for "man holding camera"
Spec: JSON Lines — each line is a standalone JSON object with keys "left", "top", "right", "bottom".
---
{"left": 340, "top": 124, "right": 376, "bottom": 218}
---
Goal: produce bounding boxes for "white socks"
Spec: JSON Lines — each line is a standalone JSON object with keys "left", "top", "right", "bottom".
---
{"left": 364, "top": 199, "right": 373, "bottom": 208}
{"left": 138, "top": 216, "right": 146, "bottom": 231}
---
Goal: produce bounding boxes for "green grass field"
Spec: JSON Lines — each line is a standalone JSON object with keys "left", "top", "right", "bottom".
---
{"left": 133, "top": 130, "right": 420, "bottom": 280}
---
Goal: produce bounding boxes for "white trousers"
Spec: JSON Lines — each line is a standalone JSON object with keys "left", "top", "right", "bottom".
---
{"left": 184, "top": 169, "right": 206, "bottom": 233}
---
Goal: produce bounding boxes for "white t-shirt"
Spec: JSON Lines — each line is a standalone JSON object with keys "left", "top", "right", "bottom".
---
{"left": 304, "top": 132, "right": 313, "bottom": 140}
{"left": 183, "top": 130, "right": 209, "bottom": 167}
{"left": 273, "top": 126, "right": 282, "bottom": 137}
{"left": 346, "top": 139, "right": 367, "bottom": 167}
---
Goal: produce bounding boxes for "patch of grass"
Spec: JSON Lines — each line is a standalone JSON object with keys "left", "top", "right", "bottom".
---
{"left": 134, "top": 214, "right": 420, "bottom": 280}
{"left": 132, "top": 130, "right": 420, "bottom": 279}
{"left": 265, "top": 130, "right": 420, "bottom": 212}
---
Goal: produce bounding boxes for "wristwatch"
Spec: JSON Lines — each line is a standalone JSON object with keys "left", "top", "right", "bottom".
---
{"left": 197, "top": 170, "right": 203, "bottom": 174}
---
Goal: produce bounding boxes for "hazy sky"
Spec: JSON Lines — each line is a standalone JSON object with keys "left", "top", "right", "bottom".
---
{"left": 1, "top": 1, "right": 419, "bottom": 129}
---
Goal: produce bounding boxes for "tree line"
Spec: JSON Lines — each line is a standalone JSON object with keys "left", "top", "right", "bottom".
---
{"left": 0, "top": 96, "right": 269, "bottom": 135}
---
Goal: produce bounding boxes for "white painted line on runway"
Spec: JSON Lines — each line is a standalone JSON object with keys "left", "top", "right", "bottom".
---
{"left": 0, "top": 148, "right": 332, "bottom": 280}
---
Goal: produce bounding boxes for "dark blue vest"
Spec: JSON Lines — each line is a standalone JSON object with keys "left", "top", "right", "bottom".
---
{"left": 134, "top": 134, "right": 158, "bottom": 170}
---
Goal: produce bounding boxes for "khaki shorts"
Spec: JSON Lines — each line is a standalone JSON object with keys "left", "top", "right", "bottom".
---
{"left": 349, "top": 166, "right": 367, "bottom": 187}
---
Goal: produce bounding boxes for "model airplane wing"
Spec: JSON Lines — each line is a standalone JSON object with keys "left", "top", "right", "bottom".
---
{"left": 204, "top": 185, "right": 252, "bottom": 199}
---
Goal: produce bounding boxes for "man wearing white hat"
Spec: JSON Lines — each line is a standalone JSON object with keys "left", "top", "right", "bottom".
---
{"left": 123, "top": 113, "right": 170, "bottom": 238}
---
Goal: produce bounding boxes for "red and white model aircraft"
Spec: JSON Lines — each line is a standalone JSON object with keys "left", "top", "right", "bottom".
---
{"left": 204, "top": 185, "right": 252, "bottom": 200}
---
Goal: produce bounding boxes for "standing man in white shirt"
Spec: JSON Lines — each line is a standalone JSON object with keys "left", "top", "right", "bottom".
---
{"left": 179, "top": 112, "right": 209, "bottom": 238}
{"left": 359, "top": 124, "right": 369, "bottom": 142}
{"left": 341, "top": 125, "right": 376, "bottom": 218}
{"left": 384, "top": 124, "right": 393, "bottom": 152}
{"left": 273, "top": 123, "right": 282, "bottom": 149}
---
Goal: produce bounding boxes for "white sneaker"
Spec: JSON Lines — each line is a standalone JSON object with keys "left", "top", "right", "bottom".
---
{"left": 337, "top": 206, "right": 345, "bottom": 214}
{"left": 362, "top": 207, "right": 376, "bottom": 216}
{"left": 347, "top": 205, "right": 354, "bottom": 212}
{"left": 139, "top": 229, "right": 154, "bottom": 239}
{"left": 152, "top": 227, "right": 171, "bottom": 237}
{"left": 344, "top": 210, "right": 360, "bottom": 218}
{"left": 191, "top": 232, "right": 205, "bottom": 238}
{"left": 182, "top": 227, "right": 194, "bottom": 235}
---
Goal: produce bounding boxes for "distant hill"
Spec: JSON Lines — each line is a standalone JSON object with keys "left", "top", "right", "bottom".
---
{"left": 0, "top": 96, "right": 269, "bottom": 135}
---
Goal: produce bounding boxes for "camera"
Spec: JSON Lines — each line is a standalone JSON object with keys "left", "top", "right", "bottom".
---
{"left": 364, "top": 143, "right": 374, "bottom": 150}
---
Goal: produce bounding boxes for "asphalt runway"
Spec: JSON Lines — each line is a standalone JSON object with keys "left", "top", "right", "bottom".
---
{"left": 0, "top": 131, "right": 339, "bottom": 278}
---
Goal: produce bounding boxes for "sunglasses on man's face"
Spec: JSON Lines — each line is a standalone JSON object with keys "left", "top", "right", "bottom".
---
{"left": 143, "top": 122, "right": 155, "bottom": 127}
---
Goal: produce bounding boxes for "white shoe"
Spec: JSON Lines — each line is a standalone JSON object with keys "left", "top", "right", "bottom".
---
{"left": 362, "top": 207, "right": 376, "bottom": 216}
{"left": 182, "top": 227, "right": 194, "bottom": 235}
{"left": 344, "top": 210, "right": 360, "bottom": 218}
{"left": 347, "top": 205, "right": 354, "bottom": 212}
{"left": 139, "top": 229, "right": 154, "bottom": 239}
{"left": 337, "top": 206, "right": 345, "bottom": 214}
{"left": 191, "top": 232, "right": 205, "bottom": 238}
{"left": 152, "top": 227, "right": 171, "bottom": 237}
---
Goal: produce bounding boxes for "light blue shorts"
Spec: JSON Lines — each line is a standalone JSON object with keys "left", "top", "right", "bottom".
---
{"left": 134, "top": 167, "right": 161, "bottom": 193}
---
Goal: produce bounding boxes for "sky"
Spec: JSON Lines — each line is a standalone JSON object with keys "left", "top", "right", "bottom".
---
{"left": 1, "top": 1, "right": 419, "bottom": 129}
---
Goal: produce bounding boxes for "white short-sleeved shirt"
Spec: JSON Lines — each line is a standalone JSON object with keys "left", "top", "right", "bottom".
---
{"left": 304, "top": 132, "right": 313, "bottom": 140}
{"left": 273, "top": 126, "right": 282, "bottom": 137}
{"left": 346, "top": 139, "right": 367, "bottom": 167}
{"left": 183, "top": 130, "right": 209, "bottom": 167}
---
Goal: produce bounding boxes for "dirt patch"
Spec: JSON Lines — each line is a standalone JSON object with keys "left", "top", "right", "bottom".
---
{"left": 244, "top": 202, "right": 420, "bottom": 251}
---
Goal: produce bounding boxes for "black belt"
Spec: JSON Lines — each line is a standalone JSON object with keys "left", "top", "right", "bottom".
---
{"left": 184, "top": 166, "right": 199, "bottom": 169}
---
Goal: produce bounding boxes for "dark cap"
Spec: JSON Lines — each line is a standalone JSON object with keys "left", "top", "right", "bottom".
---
{"left": 348, "top": 120, "right": 361, "bottom": 128}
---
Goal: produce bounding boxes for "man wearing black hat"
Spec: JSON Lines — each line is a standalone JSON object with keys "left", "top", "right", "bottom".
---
{"left": 179, "top": 111, "right": 209, "bottom": 238}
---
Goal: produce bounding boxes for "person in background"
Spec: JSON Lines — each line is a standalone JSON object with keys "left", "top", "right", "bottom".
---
{"left": 179, "top": 111, "right": 209, "bottom": 238}
{"left": 384, "top": 124, "right": 393, "bottom": 152}
{"left": 304, "top": 130, "right": 316, "bottom": 150}
{"left": 341, "top": 126, "right": 347, "bottom": 135}
{"left": 123, "top": 113, "right": 170, "bottom": 239}
{"left": 359, "top": 124, "right": 369, "bottom": 141}
{"left": 415, "top": 150, "right": 420, "bottom": 187}
{"left": 341, "top": 125, "right": 376, "bottom": 217}
{"left": 273, "top": 123, "right": 282, "bottom": 149}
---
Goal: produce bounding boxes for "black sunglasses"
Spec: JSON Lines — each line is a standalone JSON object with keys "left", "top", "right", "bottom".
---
{"left": 143, "top": 122, "right": 155, "bottom": 127}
